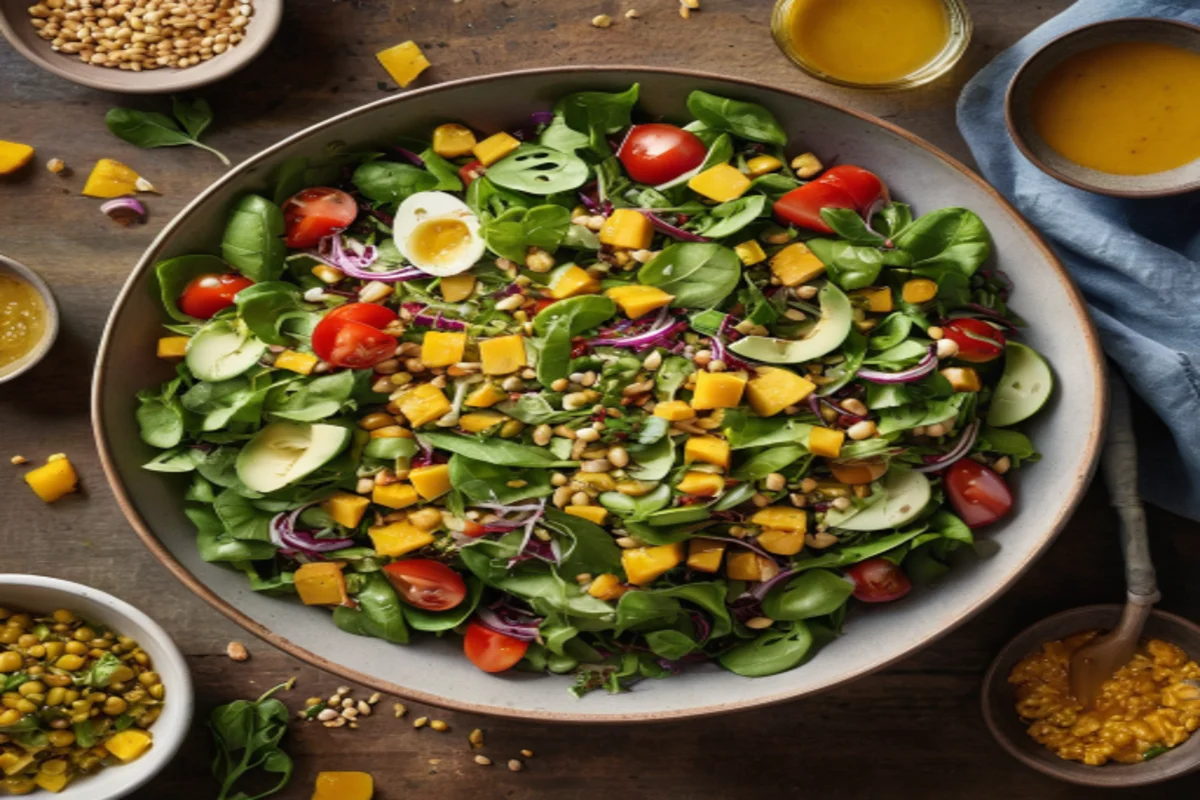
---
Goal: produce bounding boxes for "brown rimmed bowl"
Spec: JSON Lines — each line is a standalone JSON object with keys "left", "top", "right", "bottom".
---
{"left": 983, "top": 605, "right": 1200, "bottom": 787}
{"left": 92, "top": 66, "right": 1107, "bottom": 722}
{"left": 1005, "top": 17, "right": 1200, "bottom": 198}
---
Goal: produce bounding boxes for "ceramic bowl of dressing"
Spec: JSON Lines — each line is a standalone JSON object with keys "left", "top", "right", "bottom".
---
{"left": 0, "top": 254, "right": 58, "bottom": 386}
{"left": 1005, "top": 17, "right": 1200, "bottom": 198}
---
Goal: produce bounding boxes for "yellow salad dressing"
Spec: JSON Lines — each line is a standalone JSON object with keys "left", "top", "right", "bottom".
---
{"left": 1030, "top": 41, "right": 1200, "bottom": 175}
{"left": 785, "top": 0, "right": 951, "bottom": 85}
{"left": 0, "top": 272, "right": 47, "bottom": 373}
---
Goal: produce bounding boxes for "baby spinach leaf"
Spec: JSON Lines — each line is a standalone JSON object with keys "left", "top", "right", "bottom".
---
{"left": 190, "top": 506, "right": 278, "bottom": 562}
{"left": 873, "top": 202, "right": 913, "bottom": 238}
{"left": 486, "top": 145, "right": 590, "bottom": 195}
{"left": 732, "top": 445, "right": 805, "bottom": 480}
{"left": 155, "top": 254, "right": 229, "bottom": 322}
{"left": 234, "top": 282, "right": 308, "bottom": 345}
{"left": 655, "top": 582, "right": 732, "bottom": 638}
{"left": 362, "top": 436, "right": 418, "bottom": 461}
{"left": 893, "top": 208, "right": 991, "bottom": 277}
{"left": 264, "top": 370, "right": 355, "bottom": 422}
{"left": 750, "top": 172, "right": 802, "bottom": 199}
{"left": 655, "top": 355, "right": 695, "bottom": 401}
{"left": 418, "top": 431, "right": 578, "bottom": 467}
{"left": 209, "top": 681, "right": 294, "bottom": 800}
{"left": 333, "top": 573, "right": 409, "bottom": 644}
{"left": 638, "top": 242, "right": 740, "bottom": 308}
{"left": 172, "top": 96, "right": 214, "bottom": 140}
{"left": 818, "top": 330, "right": 867, "bottom": 395}
{"left": 135, "top": 379, "right": 185, "bottom": 449}
{"left": 762, "top": 570, "right": 854, "bottom": 621}
{"left": 794, "top": 528, "right": 928, "bottom": 571}
{"left": 221, "top": 195, "right": 286, "bottom": 282}
{"left": 686, "top": 90, "right": 788, "bottom": 146}
{"left": 539, "top": 113, "right": 591, "bottom": 153}
{"left": 693, "top": 194, "right": 767, "bottom": 239}
{"left": 483, "top": 205, "right": 571, "bottom": 262}
{"left": 106, "top": 104, "right": 229, "bottom": 165}
{"left": 214, "top": 489, "right": 274, "bottom": 542}
{"left": 807, "top": 238, "right": 884, "bottom": 290}
{"left": 868, "top": 313, "right": 914, "bottom": 351}
{"left": 533, "top": 294, "right": 616, "bottom": 336}
{"left": 876, "top": 393, "right": 970, "bottom": 435}
{"left": 403, "top": 577, "right": 483, "bottom": 632}
{"left": 181, "top": 375, "right": 269, "bottom": 431}
{"left": 645, "top": 629, "right": 698, "bottom": 661}
{"left": 543, "top": 508, "right": 623, "bottom": 577}
{"left": 616, "top": 592, "right": 682, "bottom": 634}
{"left": 719, "top": 620, "right": 814, "bottom": 677}
{"left": 352, "top": 161, "right": 438, "bottom": 204}
{"left": 536, "top": 313, "right": 573, "bottom": 387}
{"left": 820, "top": 208, "right": 887, "bottom": 246}
{"left": 498, "top": 393, "right": 589, "bottom": 425}
{"left": 555, "top": 84, "right": 640, "bottom": 154}
{"left": 626, "top": 436, "right": 676, "bottom": 481}
{"left": 976, "top": 426, "right": 1038, "bottom": 464}
{"left": 449, "top": 454, "right": 553, "bottom": 504}
{"left": 723, "top": 411, "right": 814, "bottom": 449}
{"left": 418, "top": 148, "right": 464, "bottom": 192}
{"left": 143, "top": 447, "right": 201, "bottom": 473}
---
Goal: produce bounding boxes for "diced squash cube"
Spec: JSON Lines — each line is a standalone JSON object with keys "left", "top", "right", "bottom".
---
{"left": 372, "top": 482, "right": 420, "bottom": 510}
{"left": 622, "top": 542, "right": 685, "bottom": 586}
{"left": 0, "top": 141, "right": 34, "bottom": 175}
{"left": 24, "top": 458, "right": 78, "bottom": 503}
{"left": 409, "top": 464, "right": 451, "bottom": 500}
{"left": 566, "top": 505, "right": 608, "bottom": 525}
{"left": 605, "top": 285, "right": 674, "bottom": 319}
{"left": 690, "top": 371, "right": 747, "bottom": 410}
{"left": 440, "top": 273, "right": 477, "bottom": 302}
{"left": 850, "top": 286, "right": 893, "bottom": 313}
{"left": 688, "top": 163, "right": 751, "bottom": 203}
{"left": 902, "top": 278, "right": 938, "bottom": 304}
{"left": 313, "top": 771, "right": 374, "bottom": 800}
{"left": 746, "top": 367, "right": 816, "bottom": 417}
{"left": 941, "top": 367, "right": 982, "bottom": 392}
{"left": 808, "top": 426, "right": 845, "bottom": 458}
{"left": 587, "top": 573, "right": 627, "bottom": 601}
{"left": 548, "top": 265, "right": 601, "bottom": 300}
{"left": 104, "top": 729, "right": 152, "bottom": 763}
{"left": 35, "top": 771, "right": 69, "bottom": 793}
{"left": 745, "top": 154, "right": 783, "bottom": 177}
{"left": 465, "top": 382, "right": 508, "bottom": 408}
{"left": 295, "top": 563, "right": 350, "bottom": 606}
{"left": 82, "top": 158, "right": 149, "bottom": 198}
{"left": 459, "top": 411, "right": 505, "bottom": 433}
{"left": 479, "top": 335, "right": 527, "bottom": 375}
{"left": 573, "top": 472, "right": 617, "bottom": 492}
{"left": 687, "top": 539, "right": 726, "bottom": 573}
{"left": 726, "top": 551, "right": 777, "bottom": 581}
{"left": 375, "top": 40, "right": 429, "bottom": 88}
{"left": 156, "top": 336, "right": 189, "bottom": 360}
{"left": 321, "top": 492, "right": 370, "bottom": 529}
{"left": 756, "top": 528, "right": 805, "bottom": 556}
{"left": 751, "top": 506, "right": 809, "bottom": 532}
{"left": 369, "top": 425, "right": 412, "bottom": 439}
{"left": 421, "top": 331, "right": 467, "bottom": 368}
{"left": 368, "top": 520, "right": 434, "bottom": 557}
{"left": 397, "top": 383, "right": 451, "bottom": 427}
{"left": 675, "top": 471, "right": 725, "bottom": 497}
{"left": 734, "top": 240, "right": 767, "bottom": 266}
{"left": 653, "top": 400, "right": 696, "bottom": 421}
{"left": 771, "top": 242, "right": 826, "bottom": 287}
{"left": 274, "top": 349, "right": 319, "bottom": 375}
{"left": 598, "top": 209, "right": 654, "bottom": 250}
{"left": 432, "top": 123, "right": 477, "bottom": 159}
{"left": 684, "top": 436, "right": 730, "bottom": 469}
{"left": 472, "top": 132, "right": 521, "bottom": 166}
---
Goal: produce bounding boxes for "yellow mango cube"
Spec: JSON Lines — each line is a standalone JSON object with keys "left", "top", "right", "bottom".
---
{"left": 397, "top": 383, "right": 451, "bottom": 428}
{"left": 156, "top": 336, "right": 189, "bottom": 360}
{"left": 479, "top": 335, "right": 527, "bottom": 375}
{"left": 734, "top": 240, "right": 767, "bottom": 266}
{"left": 587, "top": 573, "right": 627, "bottom": 601}
{"left": 432, "top": 123, "right": 477, "bottom": 159}
{"left": 687, "top": 539, "right": 726, "bottom": 573}
{"left": 688, "top": 163, "right": 751, "bottom": 203}
{"left": 684, "top": 436, "right": 730, "bottom": 469}
{"left": 372, "top": 482, "right": 420, "bottom": 510}
{"left": 465, "top": 382, "right": 508, "bottom": 408}
{"left": 295, "top": 563, "right": 349, "bottom": 606}
{"left": 472, "top": 132, "right": 521, "bottom": 166}
{"left": 274, "top": 350, "right": 319, "bottom": 375}
{"left": 726, "top": 551, "right": 776, "bottom": 582}
{"left": 421, "top": 331, "right": 467, "bottom": 368}
{"left": 850, "top": 286, "right": 894, "bottom": 313}
{"left": 103, "top": 729, "right": 153, "bottom": 763}
{"left": 548, "top": 265, "right": 601, "bottom": 300}
{"left": 690, "top": 371, "right": 747, "bottom": 410}
{"left": 459, "top": 411, "right": 505, "bottom": 433}
{"left": 622, "top": 542, "right": 685, "bottom": 586}
{"left": 808, "top": 426, "right": 845, "bottom": 458}
{"left": 572, "top": 472, "right": 617, "bottom": 492}
{"left": 771, "top": 242, "right": 826, "bottom": 287}
{"left": 746, "top": 367, "right": 816, "bottom": 417}
{"left": 756, "top": 528, "right": 805, "bottom": 556}
{"left": 565, "top": 505, "right": 608, "bottom": 525}
{"left": 653, "top": 400, "right": 696, "bottom": 421}
{"left": 0, "top": 141, "right": 34, "bottom": 175}
{"left": 409, "top": 464, "right": 451, "bottom": 500}
{"left": 942, "top": 367, "right": 982, "bottom": 392}
{"left": 321, "top": 492, "right": 371, "bottom": 529}
{"left": 369, "top": 425, "right": 412, "bottom": 439}
{"left": 368, "top": 520, "right": 434, "bottom": 557}
{"left": 375, "top": 40, "right": 430, "bottom": 88}
{"left": 745, "top": 154, "right": 783, "bottom": 177}
{"left": 598, "top": 209, "right": 654, "bottom": 250}
{"left": 24, "top": 458, "right": 78, "bottom": 503}
{"left": 440, "top": 273, "right": 477, "bottom": 302}
{"left": 82, "top": 158, "right": 148, "bottom": 198}
{"left": 751, "top": 505, "right": 808, "bottom": 532}
{"left": 313, "top": 771, "right": 375, "bottom": 800}
{"left": 902, "top": 278, "right": 938, "bottom": 304}
{"left": 605, "top": 285, "right": 674, "bottom": 319}
{"left": 675, "top": 471, "right": 725, "bottom": 497}
{"left": 35, "top": 771, "right": 70, "bottom": 793}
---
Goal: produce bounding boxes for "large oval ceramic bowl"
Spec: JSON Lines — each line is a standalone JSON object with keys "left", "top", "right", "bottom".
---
{"left": 93, "top": 67, "right": 1106, "bottom": 722}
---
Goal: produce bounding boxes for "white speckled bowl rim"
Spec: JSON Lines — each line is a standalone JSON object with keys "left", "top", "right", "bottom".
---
{"left": 0, "top": 254, "right": 58, "bottom": 385}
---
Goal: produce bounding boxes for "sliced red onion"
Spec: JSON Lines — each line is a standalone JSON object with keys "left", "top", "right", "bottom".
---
{"left": 270, "top": 502, "right": 355, "bottom": 554}
{"left": 948, "top": 305, "right": 1018, "bottom": 331}
{"left": 100, "top": 197, "right": 147, "bottom": 226}
{"left": 687, "top": 610, "right": 712, "bottom": 644}
{"left": 310, "top": 235, "right": 429, "bottom": 282}
{"left": 710, "top": 314, "right": 756, "bottom": 373}
{"left": 641, "top": 211, "right": 709, "bottom": 242}
{"left": 530, "top": 110, "right": 555, "bottom": 126}
{"left": 390, "top": 146, "right": 425, "bottom": 167}
{"left": 857, "top": 345, "right": 937, "bottom": 384}
{"left": 412, "top": 310, "right": 468, "bottom": 331}
{"left": 475, "top": 608, "right": 541, "bottom": 642}
{"left": 592, "top": 309, "right": 686, "bottom": 352}
{"left": 696, "top": 535, "right": 782, "bottom": 564}
{"left": 749, "top": 567, "right": 796, "bottom": 601}
{"left": 914, "top": 419, "right": 981, "bottom": 473}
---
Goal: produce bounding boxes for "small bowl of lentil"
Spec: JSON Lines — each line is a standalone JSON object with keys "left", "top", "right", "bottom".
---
{"left": 0, "top": 0, "right": 282, "bottom": 94}
{"left": 983, "top": 604, "right": 1200, "bottom": 787}
{"left": 0, "top": 575, "right": 191, "bottom": 798}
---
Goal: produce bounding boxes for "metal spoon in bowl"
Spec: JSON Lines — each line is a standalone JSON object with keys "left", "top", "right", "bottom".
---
{"left": 1068, "top": 372, "right": 1161, "bottom": 707}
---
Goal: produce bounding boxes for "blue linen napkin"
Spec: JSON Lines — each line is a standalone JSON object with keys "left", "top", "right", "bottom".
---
{"left": 957, "top": 0, "right": 1200, "bottom": 521}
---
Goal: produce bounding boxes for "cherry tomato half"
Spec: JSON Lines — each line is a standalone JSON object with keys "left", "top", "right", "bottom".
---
{"left": 382, "top": 560, "right": 467, "bottom": 611}
{"left": 844, "top": 558, "right": 912, "bottom": 603}
{"left": 282, "top": 187, "right": 358, "bottom": 249}
{"left": 463, "top": 620, "right": 529, "bottom": 673}
{"left": 310, "top": 302, "right": 399, "bottom": 370}
{"left": 942, "top": 318, "right": 1007, "bottom": 363}
{"left": 820, "top": 165, "right": 889, "bottom": 213}
{"left": 945, "top": 459, "right": 1013, "bottom": 528}
{"left": 178, "top": 273, "right": 254, "bottom": 319}
{"left": 773, "top": 164, "right": 888, "bottom": 234}
{"left": 618, "top": 123, "right": 708, "bottom": 186}
{"left": 458, "top": 160, "right": 485, "bottom": 186}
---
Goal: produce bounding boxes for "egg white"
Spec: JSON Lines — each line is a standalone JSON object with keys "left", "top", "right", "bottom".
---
{"left": 393, "top": 191, "right": 486, "bottom": 276}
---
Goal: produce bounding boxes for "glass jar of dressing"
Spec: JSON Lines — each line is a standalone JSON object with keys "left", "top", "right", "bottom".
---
{"left": 772, "top": 0, "right": 972, "bottom": 90}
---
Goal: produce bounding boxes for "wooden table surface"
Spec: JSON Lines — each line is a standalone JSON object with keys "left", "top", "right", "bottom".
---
{"left": 4, "top": 1, "right": 1199, "bottom": 797}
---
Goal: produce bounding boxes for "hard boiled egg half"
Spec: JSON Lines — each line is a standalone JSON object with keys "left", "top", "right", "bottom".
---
{"left": 393, "top": 191, "right": 485, "bottom": 276}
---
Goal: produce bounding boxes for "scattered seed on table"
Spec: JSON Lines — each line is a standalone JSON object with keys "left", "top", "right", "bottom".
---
{"left": 368, "top": 692, "right": 382, "bottom": 704}
{"left": 521, "top": 749, "right": 534, "bottom": 758}
{"left": 304, "top": 697, "right": 322, "bottom": 707}
{"left": 393, "top": 702, "right": 408, "bottom": 718}
{"left": 591, "top": 14, "right": 612, "bottom": 28}
{"left": 430, "top": 719, "right": 449, "bottom": 732}
{"left": 226, "top": 641, "right": 249, "bottom": 662}
{"left": 413, "top": 716, "right": 428, "bottom": 728}
{"left": 508, "top": 759, "right": 523, "bottom": 772}
{"left": 9, "top": 455, "right": 26, "bottom": 465}
{"left": 469, "top": 728, "right": 485, "bottom": 748}
{"left": 474, "top": 755, "right": 492, "bottom": 766}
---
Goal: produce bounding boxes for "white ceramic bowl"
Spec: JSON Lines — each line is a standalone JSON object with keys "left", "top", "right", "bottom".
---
{"left": 0, "top": 255, "right": 58, "bottom": 386}
{"left": 0, "top": 575, "right": 192, "bottom": 798}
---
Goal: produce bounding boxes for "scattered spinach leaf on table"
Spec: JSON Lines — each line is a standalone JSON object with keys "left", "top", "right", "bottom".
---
{"left": 209, "top": 680, "right": 294, "bottom": 800}
{"left": 105, "top": 99, "right": 230, "bottom": 165}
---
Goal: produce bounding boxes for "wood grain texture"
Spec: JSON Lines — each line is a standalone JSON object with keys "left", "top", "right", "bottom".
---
{"left": 2, "top": 1, "right": 1198, "bottom": 797}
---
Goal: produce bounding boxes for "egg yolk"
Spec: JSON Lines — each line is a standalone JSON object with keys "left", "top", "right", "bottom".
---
{"left": 411, "top": 218, "right": 472, "bottom": 267}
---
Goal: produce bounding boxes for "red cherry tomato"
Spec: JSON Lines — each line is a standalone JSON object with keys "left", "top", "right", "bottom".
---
{"left": 844, "top": 558, "right": 912, "bottom": 603}
{"left": 459, "top": 160, "right": 485, "bottom": 186}
{"left": 942, "top": 318, "right": 1007, "bottom": 363}
{"left": 532, "top": 298, "right": 556, "bottom": 315}
{"left": 463, "top": 620, "right": 529, "bottom": 673}
{"left": 773, "top": 164, "right": 888, "bottom": 234}
{"left": 617, "top": 123, "right": 708, "bottom": 186}
{"left": 820, "top": 165, "right": 889, "bottom": 213}
{"left": 320, "top": 302, "right": 398, "bottom": 330}
{"left": 178, "top": 273, "right": 254, "bottom": 319}
{"left": 382, "top": 560, "right": 467, "bottom": 611}
{"left": 281, "top": 187, "right": 358, "bottom": 249}
{"left": 311, "top": 302, "right": 399, "bottom": 369}
{"left": 945, "top": 459, "right": 1013, "bottom": 528}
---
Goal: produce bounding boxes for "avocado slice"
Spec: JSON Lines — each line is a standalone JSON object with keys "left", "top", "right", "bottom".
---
{"left": 824, "top": 469, "right": 931, "bottom": 531}
{"left": 729, "top": 282, "right": 852, "bottom": 364}
{"left": 186, "top": 320, "right": 267, "bottom": 382}
{"left": 987, "top": 341, "right": 1053, "bottom": 427}
{"left": 236, "top": 422, "right": 351, "bottom": 494}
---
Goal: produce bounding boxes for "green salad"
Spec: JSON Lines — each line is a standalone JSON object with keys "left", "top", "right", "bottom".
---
{"left": 135, "top": 84, "right": 1052, "bottom": 693}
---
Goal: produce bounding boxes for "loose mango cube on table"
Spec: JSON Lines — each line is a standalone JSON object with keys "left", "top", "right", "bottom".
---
{"left": 313, "top": 771, "right": 374, "bottom": 800}
{"left": 375, "top": 40, "right": 430, "bottom": 88}
{"left": 24, "top": 455, "right": 78, "bottom": 503}
{"left": 0, "top": 141, "right": 35, "bottom": 174}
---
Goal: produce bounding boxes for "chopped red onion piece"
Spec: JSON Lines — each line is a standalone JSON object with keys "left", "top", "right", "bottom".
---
{"left": 310, "top": 234, "right": 428, "bottom": 282}
{"left": 913, "top": 419, "right": 981, "bottom": 473}
{"left": 856, "top": 345, "right": 937, "bottom": 384}
{"left": 640, "top": 211, "right": 709, "bottom": 242}
{"left": 390, "top": 146, "right": 425, "bottom": 167}
{"left": 100, "top": 196, "right": 147, "bottom": 226}
{"left": 474, "top": 608, "right": 541, "bottom": 642}
{"left": 530, "top": 110, "right": 555, "bottom": 126}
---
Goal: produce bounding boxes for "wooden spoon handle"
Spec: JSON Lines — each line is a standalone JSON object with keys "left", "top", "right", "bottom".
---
{"left": 1103, "top": 370, "right": 1158, "bottom": 600}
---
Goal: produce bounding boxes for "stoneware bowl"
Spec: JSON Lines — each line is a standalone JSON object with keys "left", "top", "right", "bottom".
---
{"left": 982, "top": 605, "right": 1200, "bottom": 787}
{"left": 92, "top": 67, "right": 1107, "bottom": 722}
{"left": 0, "top": 0, "right": 281, "bottom": 94}
{"left": 0, "top": 574, "right": 193, "bottom": 798}
{"left": 1005, "top": 17, "right": 1200, "bottom": 198}
{"left": 0, "top": 254, "right": 58, "bottom": 386}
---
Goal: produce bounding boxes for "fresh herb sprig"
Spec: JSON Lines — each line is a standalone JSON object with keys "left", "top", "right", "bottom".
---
{"left": 210, "top": 680, "right": 294, "bottom": 800}
{"left": 106, "top": 97, "right": 230, "bottom": 166}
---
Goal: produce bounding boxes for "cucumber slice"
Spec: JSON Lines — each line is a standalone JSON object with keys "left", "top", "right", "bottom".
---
{"left": 236, "top": 422, "right": 350, "bottom": 494}
{"left": 186, "top": 320, "right": 266, "bottom": 382}
{"left": 987, "top": 341, "right": 1053, "bottom": 427}
{"left": 824, "top": 469, "right": 931, "bottom": 531}
{"left": 729, "top": 282, "right": 853, "bottom": 364}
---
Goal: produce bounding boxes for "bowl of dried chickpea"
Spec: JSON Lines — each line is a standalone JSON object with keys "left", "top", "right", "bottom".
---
{"left": 0, "top": 574, "right": 192, "bottom": 798}
{"left": 0, "top": 0, "right": 282, "bottom": 94}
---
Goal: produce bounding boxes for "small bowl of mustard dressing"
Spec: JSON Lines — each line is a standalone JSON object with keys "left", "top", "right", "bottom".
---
{"left": 0, "top": 254, "right": 58, "bottom": 385}
{"left": 771, "top": 0, "right": 972, "bottom": 90}
{"left": 1006, "top": 17, "right": 1200, "bottom": 198}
